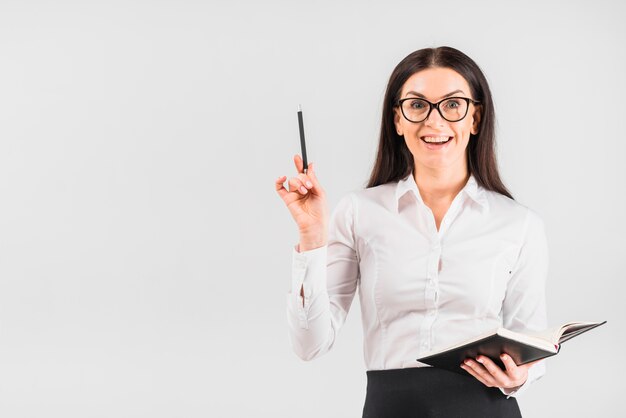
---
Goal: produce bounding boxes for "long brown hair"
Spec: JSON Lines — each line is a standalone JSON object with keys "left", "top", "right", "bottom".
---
{"left": 366, "top": 46, "right": 513, "bottom": 199}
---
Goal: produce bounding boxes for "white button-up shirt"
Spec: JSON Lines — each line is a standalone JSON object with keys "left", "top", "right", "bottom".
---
{"left": 286, "top": 172, "right": 548, "bottom": 398}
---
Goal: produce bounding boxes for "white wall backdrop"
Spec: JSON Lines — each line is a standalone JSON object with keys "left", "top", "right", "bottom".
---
{"left": 0, "top": 0, "right": 624, "bottom": 417}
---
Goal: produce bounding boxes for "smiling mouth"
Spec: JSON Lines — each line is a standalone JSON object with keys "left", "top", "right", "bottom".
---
{"left": 421, "top": 136, "right": 453, "bottom": 144}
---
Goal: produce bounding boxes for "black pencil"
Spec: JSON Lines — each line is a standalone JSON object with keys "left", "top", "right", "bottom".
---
{"left": 297, "top": 104, "right": 308, "bottom": 174}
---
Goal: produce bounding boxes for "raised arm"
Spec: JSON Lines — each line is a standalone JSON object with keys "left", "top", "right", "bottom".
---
{"left": 275, "top": 155, "right": 359, "bottom": 361}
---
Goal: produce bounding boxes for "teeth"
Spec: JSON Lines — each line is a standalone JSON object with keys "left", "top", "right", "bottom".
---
{"left": 423, "top": 136, "right": 451, "bottom": 143}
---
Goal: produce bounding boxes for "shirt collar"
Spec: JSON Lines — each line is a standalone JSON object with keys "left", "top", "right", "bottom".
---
{"left": 395, "top": 171, "right": 489, "bottom": 213}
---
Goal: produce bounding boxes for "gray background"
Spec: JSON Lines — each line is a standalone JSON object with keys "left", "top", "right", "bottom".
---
{"left": 0, "top": 0, "right": 624, "bottom": 416}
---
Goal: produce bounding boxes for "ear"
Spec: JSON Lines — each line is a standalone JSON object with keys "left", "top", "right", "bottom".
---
{"left": 470, "top": 105, "right": 482, "bottom": 136}
{"left": 394, "top": 107, "right": 403, "bottom": 136}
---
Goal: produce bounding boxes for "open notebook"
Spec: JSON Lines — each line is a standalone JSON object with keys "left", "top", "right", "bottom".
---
{"left": 416, "top": 321, "right": 607, "bottom": 375}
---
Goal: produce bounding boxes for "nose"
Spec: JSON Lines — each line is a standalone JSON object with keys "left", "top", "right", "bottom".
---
{"left": 424, "top": 105, "right": 445, "bottom": 126}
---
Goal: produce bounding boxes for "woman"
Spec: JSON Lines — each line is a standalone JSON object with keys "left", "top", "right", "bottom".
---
{"left": 274, "top": 46, "right": 547, "bottom": 417}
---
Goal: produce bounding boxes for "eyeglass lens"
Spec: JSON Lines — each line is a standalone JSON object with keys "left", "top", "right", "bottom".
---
{"left": 402, "top": 98, "right": 468, "bottom": 122}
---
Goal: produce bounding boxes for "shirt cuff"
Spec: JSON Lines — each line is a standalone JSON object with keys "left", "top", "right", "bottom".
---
{"left": 499, "top": 383, "right": 525, "bottom": 399}
{"left": 291, "top": 244, "right": 328, "bottom": 311}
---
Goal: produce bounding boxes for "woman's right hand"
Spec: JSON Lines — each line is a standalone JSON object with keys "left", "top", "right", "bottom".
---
{"left": 275, "top": 154, "right": 329, "bottom": 251}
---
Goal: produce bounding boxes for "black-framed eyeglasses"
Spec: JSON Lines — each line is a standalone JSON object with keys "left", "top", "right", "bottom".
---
{"left": 396, "top": 96, "right": 480, "bottom": 123}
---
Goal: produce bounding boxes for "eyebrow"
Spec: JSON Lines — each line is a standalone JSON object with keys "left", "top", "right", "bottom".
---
{"left": 405, "top": 89, "right": 465, "bottom": 100}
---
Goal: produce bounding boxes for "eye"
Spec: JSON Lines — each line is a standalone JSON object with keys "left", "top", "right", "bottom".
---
{"left": 443, "top": 99, "right": 461, "bottom": 109}
{"left": 409, "top": 100, "right": 427, "bottom": 109}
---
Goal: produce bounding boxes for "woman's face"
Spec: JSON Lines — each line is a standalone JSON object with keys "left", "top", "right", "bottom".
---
{"left": 394, "top": 67, "right": 481, "bottom": 175}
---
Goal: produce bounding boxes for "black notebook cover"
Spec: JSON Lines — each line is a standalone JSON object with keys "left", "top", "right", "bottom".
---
{"left": 417, "top": 321, "right": 606, "bottom": 376}
{"left": 416, "top": 334, "right": 560, "bottom": 377}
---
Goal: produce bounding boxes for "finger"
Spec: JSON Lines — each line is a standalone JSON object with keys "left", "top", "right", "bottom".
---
{"left": 500, "top": 354, "right": 523, "bottom": 375}
{"left": 296, "top": 173, "right": 314, "bottom": 190}
{"left": 500, "top": 354, "right": 531, "bottom": 386}
{"left": 461, "top": 364, "right": 491, "bottom": 387}
{"left": 293, "top": 154, "right": 304, "bottom": 174}
{"left": 499, "top": 354, "right": 529, "bottom": 387}
{"left": 275, "top": 175, "right": 289, "bottom": 199}
{"left": 306, "top": 162, "right": 324, "bottom": 194}
{"left": 288, "top": 176, "right": 308, "bottom": 195}
{"left": 463, "top": 359, "right": 496, "bottom": 387}
{"left": 476, "top": 356, "right": 510, "bottom": 386}
{"left": 276, "top": 175, "right": 305, "bottom": 207}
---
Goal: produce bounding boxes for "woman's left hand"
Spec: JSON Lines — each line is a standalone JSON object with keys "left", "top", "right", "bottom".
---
{"left": 460, "top": 354, "right": 542, "bottom": 391}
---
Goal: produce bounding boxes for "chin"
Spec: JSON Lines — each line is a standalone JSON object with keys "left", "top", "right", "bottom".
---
{"left": 416, "top": 157, "right": 462, "bottom": 171}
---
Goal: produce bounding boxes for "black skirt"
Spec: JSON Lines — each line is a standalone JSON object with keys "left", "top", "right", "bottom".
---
{"left": 362, "top": 367, "right": 522, "bottom": 418}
